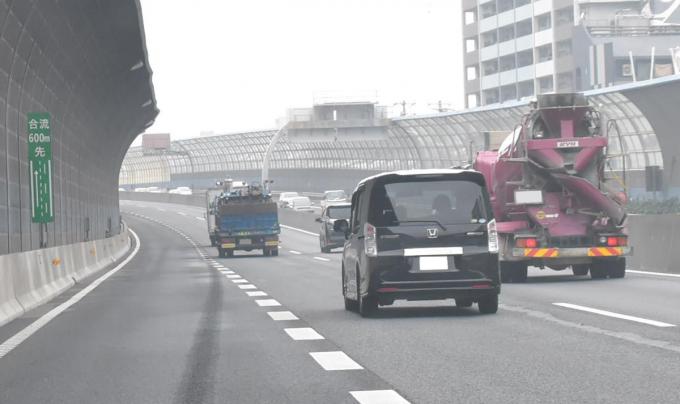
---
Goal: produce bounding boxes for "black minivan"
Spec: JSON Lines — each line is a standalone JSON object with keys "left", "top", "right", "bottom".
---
{"left": 336, "top": 169, "right": 500, "bottom": 316}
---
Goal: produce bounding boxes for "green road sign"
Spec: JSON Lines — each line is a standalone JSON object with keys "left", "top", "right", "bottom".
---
{"left": 27, "top": 112, "right": 53, "bottom": 223}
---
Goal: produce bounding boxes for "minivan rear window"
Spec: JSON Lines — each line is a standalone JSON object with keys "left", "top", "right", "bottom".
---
{"left": 368, "top": 178, "right": 490, "bottom": 227}
{"left": 327, "top": 205, "right": 350, "bottom": 219}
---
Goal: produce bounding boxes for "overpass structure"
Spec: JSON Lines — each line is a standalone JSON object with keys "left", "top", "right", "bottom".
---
{"left": 121, "top": 75, "right": 680, "bottom": 197}
{"left": 0, "top": 0, "right": 156, "bottom": 255}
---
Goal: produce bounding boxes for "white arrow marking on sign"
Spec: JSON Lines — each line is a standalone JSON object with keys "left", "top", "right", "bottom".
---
{"left": 48, "top": 160, "right": 53, "bottom": 216}
{"left": 30, "top": 162, "right": 35, "bottom": 218}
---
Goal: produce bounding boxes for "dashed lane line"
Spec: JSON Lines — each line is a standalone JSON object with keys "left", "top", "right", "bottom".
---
{"left": 350, "top": 390, "right": 411, "bottom": 404}
{"left": 309, "top": 351, "right": 363, "bottom": 371}
{"left": 178, "top": 212, "right": 187, "bottom": 216}
{"left": 627, "top": 270, "right": 680, "bottom": 279}
{"left": 255, "top": 299, "right": 281, "bottom": 307}
{"left": 553, "top": 302, "right": 675, "bottom": 328}
{"left": 289, "top": 250, "right": 302, "bottom": 255}
{"left": 267, "top": 311, "right": 299, "bottom": 321}
{"left": 313, "top": 256, "right": 331, "bottom": 262}
{"left": 284, "top": 327, "right": 325, "bottom": 341}
{"left": 227, "top": 274, "right": 241, "bottom": 279}
{"left": 195, "top": 217, "right": 205, "bottom": 221}
{"left": 238, "top": 284, "right": 257, "bottom": 290}
{"left": 0, "top": 229, "right": 141, "bottom": 359}
{"left": 246, "top": 291, "right": 268, "bottom": 297}
{"left": 280, "top": 224, "right": 317, "bottom": 237}
{"left": 232, "top": 279, "right": 249, "bottom": 284}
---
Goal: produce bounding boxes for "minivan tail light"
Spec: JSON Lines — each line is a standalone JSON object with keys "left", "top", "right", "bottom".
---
{"left": 487, "top": 219, "right": 498, "bottom": 253}
{"left": 364, "top": 222, "right": 378, "bottom": 257}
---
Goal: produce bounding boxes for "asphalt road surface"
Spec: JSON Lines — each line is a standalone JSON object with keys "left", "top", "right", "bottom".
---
{"left": 1, "top": 200, "right": 679, "bottom": 403}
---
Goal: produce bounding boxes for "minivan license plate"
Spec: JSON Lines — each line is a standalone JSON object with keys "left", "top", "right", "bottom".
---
{"left": 419, "top": 256, "right": 448, "bottom": 271}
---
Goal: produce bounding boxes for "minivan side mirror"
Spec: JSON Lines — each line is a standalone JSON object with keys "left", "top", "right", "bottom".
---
{"left": 333, "top": 219, "right": 349, "bottom": 235}
{"left": 315, "top": 217, "right": 322, "bottom": 223}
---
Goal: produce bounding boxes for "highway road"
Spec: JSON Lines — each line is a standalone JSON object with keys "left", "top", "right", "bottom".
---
{"left": 1, "top": 200, "right": 679, "bottom": 403}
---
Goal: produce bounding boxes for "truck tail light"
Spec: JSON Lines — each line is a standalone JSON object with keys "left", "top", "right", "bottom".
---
{"left": 516, "top": 237, "right": 538, "bottom": 248}
{"left": 364, "top": 222, "right": 378, "bottom": 257}
{"left": 606, "top": 236, "right": 627, "bottom": 246}
{"left": 487, "top": 219, "right": 498, "bottom": 253}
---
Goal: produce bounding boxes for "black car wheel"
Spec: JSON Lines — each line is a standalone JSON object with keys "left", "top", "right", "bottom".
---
{"left": 320, "top": 237, "right": 331, "bottom": 253}
{"left": 478, "top": 294, "right": 498, "bottom": 314}
{"left": 357, "top": 269, "right": 377, "bottom": 317}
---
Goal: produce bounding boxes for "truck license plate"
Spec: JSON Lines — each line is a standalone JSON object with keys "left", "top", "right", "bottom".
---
{"left": 557, "top": 140, "right": 579, "bottom": 148}
{"left": 239, "top": 239, "right": 251, "bottom": 245}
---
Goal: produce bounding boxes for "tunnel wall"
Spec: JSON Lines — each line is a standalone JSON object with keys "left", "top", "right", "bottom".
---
{"left": 0, "top": 0, "right": 157, "bottom": 255}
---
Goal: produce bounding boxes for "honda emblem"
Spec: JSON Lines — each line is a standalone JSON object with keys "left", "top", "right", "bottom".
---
{"left": 426, "top": 228, "right": 438, "bottom": 238}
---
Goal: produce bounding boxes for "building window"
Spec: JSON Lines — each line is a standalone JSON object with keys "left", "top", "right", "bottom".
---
{"left": 499, "top": 54, "right": 516, "bottom": 72}
{"left": 536, "top": 44, "right": 553, "bottom": 63}
{"left": 482, "top": 59, "right": 499, "bottom": 76}
{"left": 517, "top": 49, "right": 533, "bottom": 67}
{"left": 555, "top": 40, "right": 572, "bottom": 58}
{"left": 535, "top": 13, "right": 551, "bottom": 31}
{"left": 466, "top": 66, "right": 478, "bottom": 81}
{"left": 466, "top": 38, "right": 477, "bottom": 53}
{"left": 481, "top": 30, "right": 498, "bottom": 47}
{"left": 501, "top": 85, "right": 517, "bottom": 102}
{"left": 516, "top": 19, "right": 532, "bottom": 37}
{"left": 555, "top": 7, "right": 574, "bottom": 27}
{"left": 483, "top": 88, "right": 500, "bottom": 105}
{"left": 538, "top": 75, "right": 553, "bottom": 93}
{"left": 498, "top": 0, "right": 514, "bottom": 13}
{"left": 498, "top": 25, "right": 515, "bottom": 42}
{"left": 518, "top": 80, "right": 534, "bottom": 98}
{"left": 467, "top": 93, "right": 479, "bottom": 108}
{"left": 515, "top": 0, "right": 531, "bottom": 6}
{"left": 464, "top": 10, "right": 476, "bottom": 25}
{"left": 480, "top": 2, "right": 496, "bottom": 19}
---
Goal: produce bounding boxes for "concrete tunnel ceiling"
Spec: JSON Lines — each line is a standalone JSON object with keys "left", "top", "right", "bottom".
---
{"left": 0, "top": 0, "right": 157, "bottom": 255}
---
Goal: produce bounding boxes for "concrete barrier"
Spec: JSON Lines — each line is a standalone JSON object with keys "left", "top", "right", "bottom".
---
{"left": 0, "top": 226, "right": 132, "bottom": 327}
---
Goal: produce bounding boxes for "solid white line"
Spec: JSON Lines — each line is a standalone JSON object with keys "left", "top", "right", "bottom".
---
{"left": 267, "top": 311, "right": 299, "bottom": 321}
{"left": 255, "top": 299, "right": 281, "bottom": 307}
{"left": 0, "top": 229, "right": 141, "bottom": 359}
{"left": 284, "top": 327, "right": 325, "bottom": 341}
{"left": 289, "top": 250, "right": 302, "bottom": 255}
{"left": 350, "top": 390, "right": 410, "bottom": 404}
{"left": 232, "top": 279, "right": 248, "bottom": 284}
{"left": 238, "top": 284, "right": 257, "bottom": 290}
{"left": 553, "top": 303, "right": 676, "bottom": 328}
{"left": 246, "top": 291, "right": 268, "bottom": 297}
{"left": 309, "top": 351, "right": 363, "bottom": 371}
{"left": 195, "top": 217, "right": 205, "bottom": 221}
{"left": 627, "top": 270, "right": 680, "bottom": 279}
{"left": 313, "top": 256, "right": 331, "bottom": 262}
{"left": 280, "top": 224, "right": 318, "bottom": 237}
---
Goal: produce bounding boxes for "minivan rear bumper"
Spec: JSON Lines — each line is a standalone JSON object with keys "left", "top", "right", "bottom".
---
{"left": 373, "top": 280, "right": 498, "bottom": 303}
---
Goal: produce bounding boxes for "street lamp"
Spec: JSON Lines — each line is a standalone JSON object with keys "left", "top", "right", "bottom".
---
{"left": 261, "top": 121, "right": 289, "bottom": 192}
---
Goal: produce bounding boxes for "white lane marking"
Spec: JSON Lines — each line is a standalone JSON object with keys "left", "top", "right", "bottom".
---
{"left": 553, "top": 303, "right": 676, "bottom": 328}
{"left": 627, "top": 270, "right": 680, "bottom": 279}
{"left": 255, "top": 299, "right": 281, "bottom": 307}
{"left": 195, "top": 217, "right": 205, "bottom": 221}
{"left": 232, "top": 279, "right": 249, "bottom": 284}
{"left": 309, "top": 351, "right": 363, "bottom": 371}
{"left": 289, "top": 250, "right": 302, "bottom": 255}
{"left": 350, "top": 390, "right": 411, "bottom": 404}
{"left": 227, "top": 274, "right": 241, "bottom": 279}
{"left": 285, "top": 327, "right": 325, "bottom": 341}
{"left": 313, "top": 256, "right": 331, "bottom": 262}
{"left": 156, "top": 208, "right": 166, "bottom": 212}
{"left": 238, "top": 284, "right": 257, "bottom": 290}
{"left": 280, "top": 224, "right": 317, "bottom": 237}
{"left": 178, "top": 212, "right": 187, "bottom": 216}
{"left": 0, "top": 229, "right": 141, "bottom": 359}
{"left": 268, "top": 311, "right": 299, "bottom": 321}
{"left": 246, "top": 291, "right": 268, "bottom": 297}
{"left": 222, "top": 271, "right": 235, "bottom": 275}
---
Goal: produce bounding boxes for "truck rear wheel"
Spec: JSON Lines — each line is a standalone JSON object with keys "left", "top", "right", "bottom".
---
{"left": 572, "top": 264, "right": 589, "bottom": 276}
{"left": 501, "top": 262, "right": 527, "bottom": 283}
{"left": 513, "top": 264, "right": 528, "bottom": 283}
{"left": 271, "top": 248, "right": 279, "bottom": 256}
{"left": 218, "top": 248, "right": 225, "bottom": 258}
{"left": 590, "top": 262, "right": 608, "bottom": 279}
{"left": 607, "top": 258, "right": 626, "bottom": 279}
{"left": 263, "top": 249, "right": 270, "bottom": 257}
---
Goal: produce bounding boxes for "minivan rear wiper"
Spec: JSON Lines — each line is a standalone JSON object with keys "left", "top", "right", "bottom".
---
{"left": 393, "top": 220, "right": 447, "bottom": 231}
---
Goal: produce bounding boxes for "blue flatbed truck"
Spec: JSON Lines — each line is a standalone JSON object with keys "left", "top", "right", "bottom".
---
{"left": 214, "top": 184, "right": 280, "bottom": 257}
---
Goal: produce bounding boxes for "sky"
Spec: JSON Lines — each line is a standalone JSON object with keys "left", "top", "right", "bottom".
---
{"left": 138, "top": 0, "right": 463, "bottom": 144}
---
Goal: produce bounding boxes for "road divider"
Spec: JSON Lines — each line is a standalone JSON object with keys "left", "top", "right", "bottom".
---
{"left": 0, "top": 224, "right": 132, "bottom": 328}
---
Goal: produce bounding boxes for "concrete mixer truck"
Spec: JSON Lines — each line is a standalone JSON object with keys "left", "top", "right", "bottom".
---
{"left": 473, "top": 93, "right": 631, "bottom": 282}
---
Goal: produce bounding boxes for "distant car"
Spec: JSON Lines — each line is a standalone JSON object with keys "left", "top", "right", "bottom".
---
{"left": 134, "top": 187, "right": 148, "bottom": 192}
{"left": 320, "top": 190, "right": 348, "bottom": 210}
{"left": 118, "top": 187, "right": 126, "bottom": 192}
{"left": 316, "top": 203, "right": 351, "bottom": 252}
{"left": 338, "top": 169, "right": 500, "bottom": 317}
{"left": 146, "top": 186, "right": 164, "bottom": 193}
{"left": 278, "top": 192, "right": 300, "bottom": 208}
{"left": 289, "top": 196, "right": 314, "bottom": 212}
{"left": 169, "top": 186, "right": 192, "bottom": 195}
